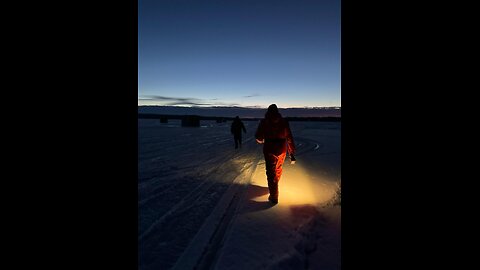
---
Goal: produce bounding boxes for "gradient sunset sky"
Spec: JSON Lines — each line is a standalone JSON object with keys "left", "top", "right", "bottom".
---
{"left": 139, "top": 0, "right": 340, "bottom": 108}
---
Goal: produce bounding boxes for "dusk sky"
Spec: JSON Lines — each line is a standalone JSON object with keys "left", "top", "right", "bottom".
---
{"left": 138, "top": 0, "right": 340, "bottom": 108}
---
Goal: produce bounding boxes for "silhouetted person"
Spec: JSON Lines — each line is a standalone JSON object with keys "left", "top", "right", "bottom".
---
{"left": 231, "top": 116, "right": 246, "bottom": 149}
{"left": 255, "top": 104, "right": 295, "bottom": 204}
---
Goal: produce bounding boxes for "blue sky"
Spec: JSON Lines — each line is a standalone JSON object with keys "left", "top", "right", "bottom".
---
{"left": 139, "top": 0, "right": 340, "bottom": 108}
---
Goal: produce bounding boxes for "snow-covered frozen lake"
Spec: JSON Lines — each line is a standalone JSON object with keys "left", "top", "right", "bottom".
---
{"left": 138, "top": 118, "right": 341, "bottom": 270}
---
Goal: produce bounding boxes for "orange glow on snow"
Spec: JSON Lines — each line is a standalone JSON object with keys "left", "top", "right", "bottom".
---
{"left": 250, "top": 161, "right": 336, "bottom": 206}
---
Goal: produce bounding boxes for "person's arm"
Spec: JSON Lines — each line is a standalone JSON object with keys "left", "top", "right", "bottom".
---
{"left": 255, "top": 120, "right": 265, "bottom": 144}
{"left": 285, "top": 120, "right": 295, "bottom": 155}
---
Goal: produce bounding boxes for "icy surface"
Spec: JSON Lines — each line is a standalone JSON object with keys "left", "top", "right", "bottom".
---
{"left": 139, "top": 119, "right": 341, "bottom": 270}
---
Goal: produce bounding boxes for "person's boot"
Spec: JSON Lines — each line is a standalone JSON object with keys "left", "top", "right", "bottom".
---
{"left": 268, "top": 181, "right": 278, "bottom": 204}
{"left": 268, "top": 194, "right": 278, "bottom": 204}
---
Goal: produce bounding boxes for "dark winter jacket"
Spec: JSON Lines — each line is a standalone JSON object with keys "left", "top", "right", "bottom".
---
{"left": 231, "top": 119, "right": 246, "bottom": 136}
{"left": 255, "top": 111, "right": 295, "bottom": 156}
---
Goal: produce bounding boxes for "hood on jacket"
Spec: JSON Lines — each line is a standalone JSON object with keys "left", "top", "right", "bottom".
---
{"left": 265, "top": 104, "right": 282, "bottom": 123}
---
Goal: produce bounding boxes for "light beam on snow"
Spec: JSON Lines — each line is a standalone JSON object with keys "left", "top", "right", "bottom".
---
{"left": 250, "top": 160, "right": 336, "bottom": 206}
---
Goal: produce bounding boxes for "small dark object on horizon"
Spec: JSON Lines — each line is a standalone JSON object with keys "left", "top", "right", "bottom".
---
{"left": 181, "top": 115, "right": 200, "bottom": 127}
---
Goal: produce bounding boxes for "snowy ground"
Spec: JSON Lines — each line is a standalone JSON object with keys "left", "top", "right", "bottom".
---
{"left": 139, "top": 119, "right": 341, "bottom": 270}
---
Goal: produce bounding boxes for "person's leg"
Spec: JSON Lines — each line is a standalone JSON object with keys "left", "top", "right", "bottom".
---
{"left": 274, "top": 152, "right": 286, "bottom": 183}
{"left": 234, "top": 136, "right": 239, "bottom": 149}
{"left": 272, "top": 152, "right": 286, "bottom": 201}
{"left": 264, "top": 152, "right": 286, "bottom": 203}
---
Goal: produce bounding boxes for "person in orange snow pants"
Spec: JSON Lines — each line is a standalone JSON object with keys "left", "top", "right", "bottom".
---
{"left": 255, "top": 104, "right": 295, "bottom": 204}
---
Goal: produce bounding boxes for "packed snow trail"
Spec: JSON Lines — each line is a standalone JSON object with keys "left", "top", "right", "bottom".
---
{"left": 138, "top": 120, "right": 262, "bottom": 270}
{"left": 138, "top": 119, "right": 341, "bottom": 270}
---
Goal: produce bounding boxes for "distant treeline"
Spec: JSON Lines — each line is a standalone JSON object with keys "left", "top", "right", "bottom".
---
{"left": 138, "top": 113, "right": 340, "bottom": 122}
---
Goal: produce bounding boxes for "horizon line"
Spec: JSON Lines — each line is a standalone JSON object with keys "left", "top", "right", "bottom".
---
{"left": 138, "top": 105, "right": 341, "bottom": 109}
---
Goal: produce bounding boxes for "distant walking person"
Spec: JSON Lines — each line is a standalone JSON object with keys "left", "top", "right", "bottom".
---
{"left": 255, "top": 104, "right": 296, "bottom": 204}
{"left": 231, "top": 116, "right": 247, "bottom": 149}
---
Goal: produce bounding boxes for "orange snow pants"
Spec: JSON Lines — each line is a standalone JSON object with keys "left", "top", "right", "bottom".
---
{"left": 263, "top": 139, "right": 287, "bottom": 198}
